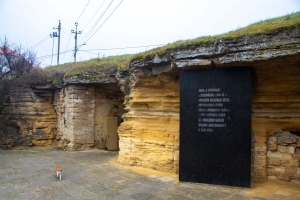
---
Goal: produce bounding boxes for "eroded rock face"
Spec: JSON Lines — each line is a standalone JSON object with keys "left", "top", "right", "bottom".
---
{"left": 1, "top": 24, "right": 299, "bottom": 186}
{"left": 1, "top": 67, "right": 128, "bottom": 149}
{"left": 53, "top": 83, "right": 124, "bottom": 150}
{"left": 123, "top": 61, "right": 300, "bottom": 183}
{"left": 0, "top": 126, "right": 21, "bottom": 148}
{"left": 63, "top": 85, "right": 96, "bottom": 148}
{"left": 118, "top": 26, "right": 300, "bottom": 184}
{"left": 118, "top": 73, "right": 180, "bottom": 173}
{"left": 131, "top": 27, "right": 300, "bottom": 70}
{"left": 1, "top": 86, "right": 57, "bottom": 148}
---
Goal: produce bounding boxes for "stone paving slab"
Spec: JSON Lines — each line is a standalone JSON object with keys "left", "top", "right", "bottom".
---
{"left": 0, "top": 148, "right": 299, "bottom": 200}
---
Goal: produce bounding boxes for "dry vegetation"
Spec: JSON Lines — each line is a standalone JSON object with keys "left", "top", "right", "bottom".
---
{"left": 43, "top": 54, "right": 133, "bottom": 84}
{"left": 132, "top": 11, "right": 300, "bottom": 61}
{"left": 43, "top": 12, "right": 300, "bottom": 80}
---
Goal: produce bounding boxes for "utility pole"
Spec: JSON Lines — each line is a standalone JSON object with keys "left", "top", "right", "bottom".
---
{"left": 50, "top": 33, "right": 55, "bottom": 65}
{"left": 71, "top": 22, "right": 82, "bottom": 62}
{"left": 53, "top": 20, "right": 61, "bottom": 64}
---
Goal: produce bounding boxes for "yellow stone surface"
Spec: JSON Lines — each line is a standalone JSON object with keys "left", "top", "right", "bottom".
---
{"left": 118, "top": 64, "right": 300, "bottom": 184}
{"left": 278, "top": 145, "right": 287, "bottom": 153}
{"left": 6, "top": 88, "right": 58, "bottom": 147}
{"left": 32, "top": 139, "right": 53, "bottom": 146}
{"left": 118, "top": 75, "right": 180, "bottom": 173}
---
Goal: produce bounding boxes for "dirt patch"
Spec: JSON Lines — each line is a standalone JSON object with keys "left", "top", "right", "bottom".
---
{"left": 247, "top": 180, "right": 300, "bottom": 197}
{"left": 111, "top": 156, "right": 179, "bottom": 181}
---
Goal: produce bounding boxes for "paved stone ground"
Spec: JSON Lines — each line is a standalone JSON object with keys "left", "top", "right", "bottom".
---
{"left": 0, "top": 149, "right": 299, "bottom": 200}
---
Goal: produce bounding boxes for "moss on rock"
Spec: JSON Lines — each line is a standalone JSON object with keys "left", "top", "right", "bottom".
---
{"left": 132, "top": 12, "right": 300, "bottom": 62}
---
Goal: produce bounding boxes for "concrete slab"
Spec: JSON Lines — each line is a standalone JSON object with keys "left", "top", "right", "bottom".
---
{"left": 0, "top": 148, "right": 299, "bottom": 200}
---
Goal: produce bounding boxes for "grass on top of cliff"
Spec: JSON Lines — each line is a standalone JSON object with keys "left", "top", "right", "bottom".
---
{"left": 44, "top": 54, "right": 133, "bottom": 80}
{"left": 133, "top": 11, "right": 300, "bottom": 61}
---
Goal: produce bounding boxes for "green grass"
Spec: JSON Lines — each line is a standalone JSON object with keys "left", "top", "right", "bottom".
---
{"left": 43, "top": 54, "right": 133, "bottom": 81}
{"left": 132, "top": 11, "right": 300, "bottom": 61}
{"left": 42, "top": 12, "right": 300, "bottom": 81}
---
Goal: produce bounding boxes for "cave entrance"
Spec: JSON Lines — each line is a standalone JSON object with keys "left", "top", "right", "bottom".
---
{"left": 94, "top": 83, "right": 124, "bottom": 150}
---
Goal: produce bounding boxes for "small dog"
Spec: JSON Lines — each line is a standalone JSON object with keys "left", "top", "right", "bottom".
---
{"left": 56, "top": 165, "right": 62, "bottom": 180}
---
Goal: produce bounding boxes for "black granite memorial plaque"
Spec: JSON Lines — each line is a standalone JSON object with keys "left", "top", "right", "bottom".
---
{"left": 179, "top": 68, "right": 252, "bottom": 188}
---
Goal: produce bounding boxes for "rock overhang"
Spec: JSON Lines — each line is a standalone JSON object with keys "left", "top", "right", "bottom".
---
{"left": 40, "top": 12, "right": 300, "bottom": 90}
{"left": 130, "top": 26, "right": 300, "bottom": 74}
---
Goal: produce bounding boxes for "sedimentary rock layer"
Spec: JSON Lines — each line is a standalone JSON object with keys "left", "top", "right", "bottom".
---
{"left": 2, "top": 87, "right": 57, "bottom": 147}
{"left": 118, "top": 74, "right": 180, "bottom": 173}
{"left": 118, "top": 26, "right": 300, "bottom": 183}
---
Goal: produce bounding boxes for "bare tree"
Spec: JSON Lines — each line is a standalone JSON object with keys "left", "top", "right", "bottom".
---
{"left": 0, "top": 37, "right": 40, "bottom": 147}
{"left": 0, "top": 37, "right": 39, "bottom": 80}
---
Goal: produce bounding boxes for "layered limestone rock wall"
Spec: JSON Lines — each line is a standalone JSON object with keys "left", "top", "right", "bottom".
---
{"left": 251, "top": 62, "right": 300, "bottom": 182}
{"left": 1, "top": 86, "right": 57, "bottom": 147}
{"left": 55, "top": 85, "right": 95, "bottom": 149}
{"left": 1, "top": 22, "right": 299, "bottom": 186}
{"left": 118, "top": 60, "right": 300, "bottom": 182}
{"left": 53, "top": 88, "right": 64, "bottom": 142}
{"left": 53, "top": 84, "right": 124, "bottom": 149}
{"left": 1, "top": 65, "right": 127, "bottom": 149}
{"left": 118, "top": 26, "right": 300, "bottom": 183}
{"left": 64, "top": 85, "right": 96, "bottom": 148}
{"left": 118, "top": 72, "right": 180, "bottom": 173}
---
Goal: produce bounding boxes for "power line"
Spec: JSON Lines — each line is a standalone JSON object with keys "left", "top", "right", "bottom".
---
{"left": 60, "top": 29, "right": 70, "bottom": 35}
{"left": 79, "top": 50, "right": 99, "bottom": 55}
{"left": 80, "top": 0, "right": 115, "bottom": 44}
{"left": 32, "top": 35, "right": 50, "bottom": 48}
{"left": 79, "top": 44, "right": 166, "bottom": 51}
{"left": 38, "top": 43, "right": 166, "bottom": 59}
{"left": 84, "top": 0, "right": 123, "bottom": 44}
{"left": 68, "top": 53, "right": 74, "bottom": 62}
{"left": 81, "top": 0, "right": 116, "bottom": 43}
{"left": 76, "top": 0, "right": 91, "bottom": 23}
{"left": 33, "top": 21, "right": 57, "bottom": 48}
{"left": 62, "top": 33, "right": 72, "bottom": 61}
{"left": 61, "top": 27, "right": 70, "bottom": 32}
{"left": 60, "top": 1, "right": 90, "bottom": 63}
{"left": 81, "top": 0, "right": 106, "bottom": 32}
{"left": 37, "top": 47, "right": 74, "bottom": 59}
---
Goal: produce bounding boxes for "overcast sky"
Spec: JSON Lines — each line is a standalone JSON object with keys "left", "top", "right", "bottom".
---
{"left": 1, "top": 0, "right": 299, "bottom": 67}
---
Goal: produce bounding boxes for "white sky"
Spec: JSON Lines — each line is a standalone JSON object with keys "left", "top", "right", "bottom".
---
{"left": 1, "top": 0, "right": 299, "bottom": 67}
